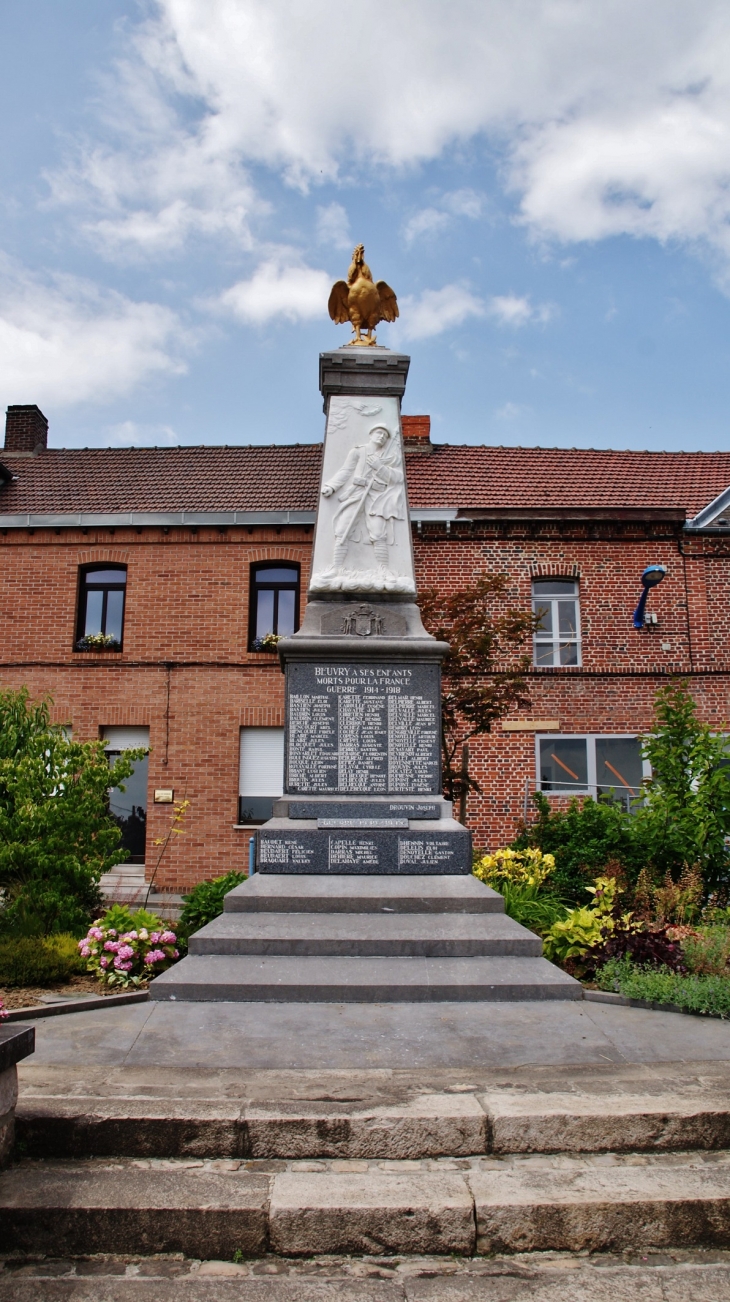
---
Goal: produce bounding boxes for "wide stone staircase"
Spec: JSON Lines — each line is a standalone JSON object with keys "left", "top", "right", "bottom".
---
{"left": 5, "top": 1059, "right": 730, "bottom": 1264}
{"left": 149, "top": 874, "right": 581, "bottom": 1002}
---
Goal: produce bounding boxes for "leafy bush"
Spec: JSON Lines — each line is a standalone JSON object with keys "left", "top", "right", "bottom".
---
{"left": 634, "top": 680, "right": 730, "bottom": 892}
{"left": 542, "top": 875, "right": 629, "bottom": 968}
{"left": 0, "top": 934, "right": 85, "bottom": 987}
{"left": 589, "top": 926, "right": 686, "bottom": 976}
{"left": 512, "top": 793, "right": 647, "bottom": 903}
{"left": 596, "top": 955, "right": 730, "bottom": 1018}
{"left": 179, "top": 871, "right": 246, "bottom": 935}
{"left": 0, "top": 688, "right": 143, "bottom": 937}
{"left": 497, "top": 882, "right": 567, "bottom": 937}
{"left": 680, "top": 926, "right": 730, "bottom": 976}
{"left": 80, "top": 906, "right": 179, "bottom": 989}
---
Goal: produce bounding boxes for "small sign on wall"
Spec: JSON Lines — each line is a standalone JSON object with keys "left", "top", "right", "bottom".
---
{"left": 154, "top": 788, "right": 174, "bottom": 803}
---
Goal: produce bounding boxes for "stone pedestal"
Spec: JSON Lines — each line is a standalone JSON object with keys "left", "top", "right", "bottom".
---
{"left": 257, "top": 346, "right": 471, "bottom": 875}
{"left": 0, "top": 1025, "right": 35, "bottom": 1167}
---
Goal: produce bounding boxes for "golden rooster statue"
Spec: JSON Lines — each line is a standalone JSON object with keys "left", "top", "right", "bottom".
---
{"left": 328, "top": 244, "right": 399, "bottom": 346}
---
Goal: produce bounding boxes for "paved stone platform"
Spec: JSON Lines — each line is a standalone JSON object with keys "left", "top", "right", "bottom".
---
{"left": 16, "top": 996, "right": 730, "bottom": 1071}
{"left": 4, "top": 1249, "right": 730, "bottom": 1301}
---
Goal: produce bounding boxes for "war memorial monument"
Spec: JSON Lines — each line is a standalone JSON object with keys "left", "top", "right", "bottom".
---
{"left": 151, "top": 247, "right": 579, "bottom": 1002}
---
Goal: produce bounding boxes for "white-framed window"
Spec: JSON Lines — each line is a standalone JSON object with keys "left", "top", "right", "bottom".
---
{"left": 239, "top": 727, "right": 284, "bottom": 824}
{"left": 532, "top": 578, "right": 581, "bottom": 666}
{"left": 102, "top": 726, "right": 150, "bottom": 863}
{"left": 536, "top": 734, "right": 649, "bottom": 809}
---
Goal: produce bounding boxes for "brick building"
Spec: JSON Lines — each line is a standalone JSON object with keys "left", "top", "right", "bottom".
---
{"left": 2, "top": 402, "right": 730, "bottom": 892}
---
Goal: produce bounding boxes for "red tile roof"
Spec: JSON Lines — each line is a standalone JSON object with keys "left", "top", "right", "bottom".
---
{"left": 0, "top": 442, "right": 729, "bottom": 519}
{"left": 406, "top": 445, "right": 730, "bottom": 519}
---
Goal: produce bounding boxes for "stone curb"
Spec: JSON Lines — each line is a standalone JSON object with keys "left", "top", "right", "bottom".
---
{"left": 582, "top": 988, "right": 729, "bottom": 1020}
{"left": 3, "top": 992, "right": 149, "bottom": 1022}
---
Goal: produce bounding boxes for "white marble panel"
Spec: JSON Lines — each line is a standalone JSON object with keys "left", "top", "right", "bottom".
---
{"left": 309, "top": 396, "right": 416, "bottom": 595}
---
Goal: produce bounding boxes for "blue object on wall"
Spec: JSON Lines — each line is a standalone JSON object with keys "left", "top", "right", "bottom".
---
{"left": 249, "top": 834, "right": 256, "bottom": 876}
{"left": 633, "top": 565, "right": 667, "bottom": 630}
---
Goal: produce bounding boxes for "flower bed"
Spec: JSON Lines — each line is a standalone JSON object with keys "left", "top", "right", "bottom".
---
{"left": 79, "top": 906, "right": 179, "bottom": 989}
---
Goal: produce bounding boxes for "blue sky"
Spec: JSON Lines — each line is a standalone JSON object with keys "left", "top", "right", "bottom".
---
{"left": 2, "top": 0, "right": 730, "bottom": 453}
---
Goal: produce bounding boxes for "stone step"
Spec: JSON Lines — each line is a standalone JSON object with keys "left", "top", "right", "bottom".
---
{"left": 224, "top": 873, "right": 505, "bottom": 914}
{"left": 149, "top": 954, "right": 580, "bottom": 1002}
{"left": 189, "top": 910, "right": 541, "bottom": 958}
{"left": 4, "top": 1151, "right": 730, "bottom": 1257}
{"left": 3, "top": 1253, "right": 730, "bottom": 1302}
{"left": 16, "top": 1084, "right": 730, "bottom": 1162}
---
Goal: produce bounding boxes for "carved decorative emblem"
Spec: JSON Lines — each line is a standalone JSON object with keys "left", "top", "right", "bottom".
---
{"left": 341, "top": 605, "right": 384, "bottom": 637}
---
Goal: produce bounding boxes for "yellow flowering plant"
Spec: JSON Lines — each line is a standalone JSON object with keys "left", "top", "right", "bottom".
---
{"left": 474, "top": 847, "right": 556, "bottom": 890}
{"left": 472, "top": 847, "right": 563, "bottom": 937}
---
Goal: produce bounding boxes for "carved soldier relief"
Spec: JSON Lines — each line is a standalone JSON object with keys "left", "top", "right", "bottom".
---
{"left": 309, "top": 394, "right": 416, "bottom": 596}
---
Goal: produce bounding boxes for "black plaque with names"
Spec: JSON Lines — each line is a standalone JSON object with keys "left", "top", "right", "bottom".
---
{"left": 257, "top": 825, "right": 471, "bottom": 874}
{"left": 285, "top": 662, "right": 441, "bottom": 796}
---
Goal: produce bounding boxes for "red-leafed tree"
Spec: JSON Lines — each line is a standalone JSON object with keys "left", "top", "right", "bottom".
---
{"left": 419, "top": 575, "right": 534, "bottom": 817}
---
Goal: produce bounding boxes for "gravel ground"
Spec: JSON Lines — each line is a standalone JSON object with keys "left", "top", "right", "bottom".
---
{"left": 0, "top": 976, "right": 119, "bottom": 1009}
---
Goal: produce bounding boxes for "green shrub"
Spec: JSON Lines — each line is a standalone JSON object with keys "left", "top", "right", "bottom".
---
{"left": 496, "top": 882, "right": 567, "bottom": 937}
{"left": 681, "top": 926, "right": 730, "bottom": 977}
{"left": 512, "top": 793, "right": 647, "bottom": 903}
{"left": 596, "top": 955, "right": 730, "bottom": 1018}
{"left": 0, "top": 687, "right": 144, "bottom": 937}
{"left": 98, "top": 904, "right": 167, "bottom": 935}
{"left": 179, "top": 871, "right": 246, "bottom": 935}
{"left": 0, "top": 934, "right": 85, "bottom": 987}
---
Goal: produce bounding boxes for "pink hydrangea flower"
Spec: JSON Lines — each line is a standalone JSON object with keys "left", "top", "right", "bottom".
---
{"left": 0, "top": 1001, "right": 7, "bottom": 1022}
{"left": 149, "top": 933, "right": 160, "bottom": 944}
{"left": 100, "top": 957, "right": 110, "bottom": 968}
{"left": 104, "top": 940, "right": 119, "bottom": 952}
{"left": 144, "top": 948, "right": 166, "bottom": 965}
{"left": 120, "top": 961, "right": 133, "bottom": 971}
{"left": 117, "top": 944, "right": 134, "bottom": 960}
{"left": 160, "top": 931, "right": 176, "bottom": 944}
{"left": 107, "top": 929, "right": 117, "bottom": 937}
{"left": 80, "top": 945, "right": 91, "bottom": 958}
{"left": 77, "top": 939, "right": 87, "bottom": 951}
{"left": 88, "top": 927, "right": 104, "bottom": 941}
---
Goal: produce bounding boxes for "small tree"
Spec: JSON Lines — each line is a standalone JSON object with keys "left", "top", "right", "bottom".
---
{"left": 419, "top": 575, "right": 534, "bottom": 810}
{"left": 0, "top": 688, "right": 140, "bottom": 936}
{"left": 636, "top": 678, "right": 730, "bottom": 892}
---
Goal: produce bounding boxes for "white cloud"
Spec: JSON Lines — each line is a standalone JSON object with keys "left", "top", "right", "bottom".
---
{"left": 403, "top": 209, "right": 452, "bottom": 245}
{"left": 399, "top": 284, "right": 484, "bottom": 340}
{"left": 316, "top": 203, "right": 351, "bottom": 250}
{"left": 105, "top": 421, "right": 179, "bottom": 447}
{"left": 487, "top": 295, "right": 556, "bottom": 327}
{"left": 495, "top": 401, "right": 524, "bottom": 420}
{"left": 0, "top": 260, "right": 187, "bottom": 408}
{"left": 213, "top": 255, "right": 331, "bottom": 325}
{"left": 46, "top": 2, "right": 730, "bottom": 284}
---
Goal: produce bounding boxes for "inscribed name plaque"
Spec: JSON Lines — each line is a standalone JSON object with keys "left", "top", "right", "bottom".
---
{"left": 257, "top": 823, "right": 471, "bottom": 874}
{"left": 285, "top": 662, "right": 440, "bottom": 796}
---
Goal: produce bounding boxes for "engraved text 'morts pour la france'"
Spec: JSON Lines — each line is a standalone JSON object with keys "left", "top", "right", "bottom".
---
{"left": 285, "top": 663, "right": 440, "bottom": 796}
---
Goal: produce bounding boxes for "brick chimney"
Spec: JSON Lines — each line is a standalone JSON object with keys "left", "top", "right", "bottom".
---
{"left": 4, "top": 405, "right": 48, "bottom": 453}
{"left": 402, "top": 414, "right": 432, "bottom": 453}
